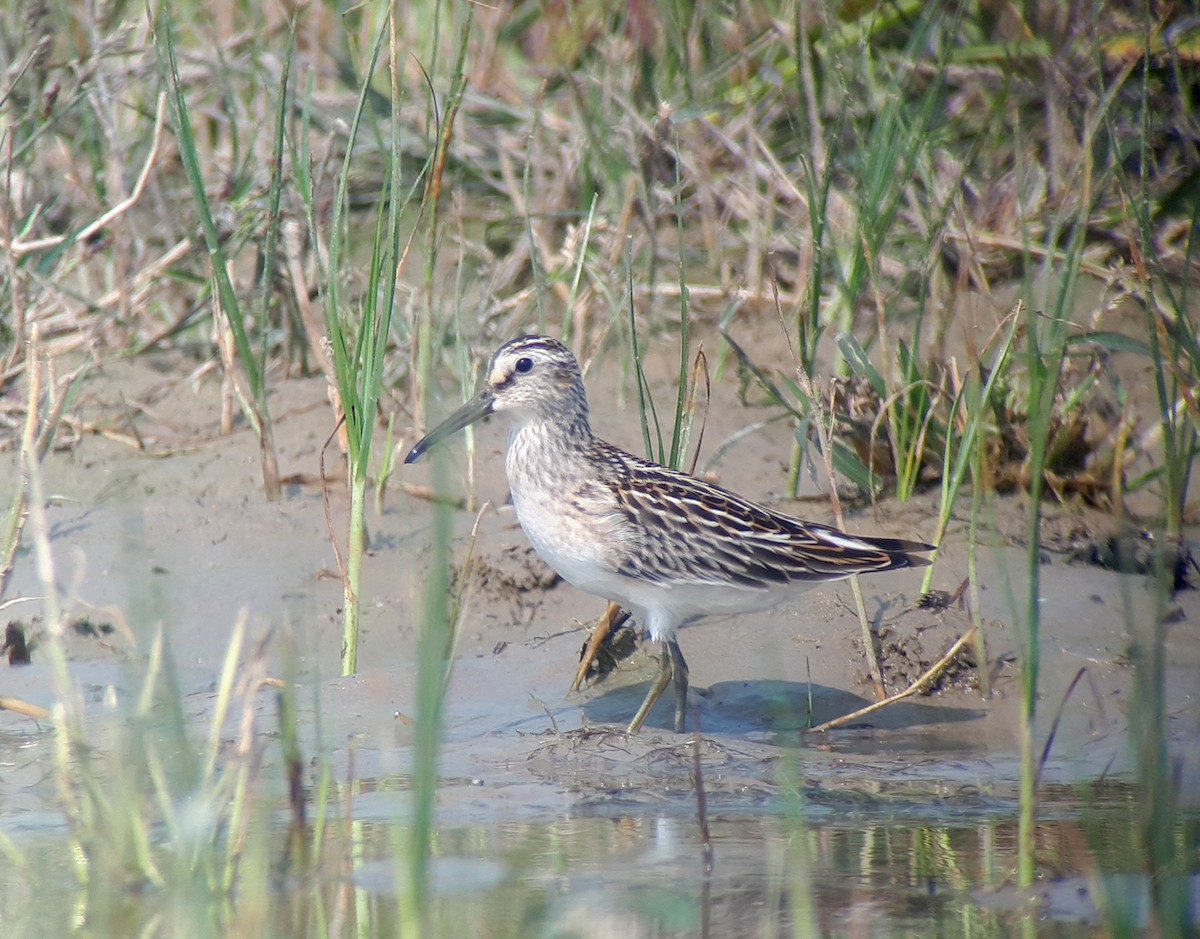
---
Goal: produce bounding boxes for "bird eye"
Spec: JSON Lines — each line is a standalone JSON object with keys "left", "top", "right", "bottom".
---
{"left": 515, "top": 357, "right": 534, "bottom": 374}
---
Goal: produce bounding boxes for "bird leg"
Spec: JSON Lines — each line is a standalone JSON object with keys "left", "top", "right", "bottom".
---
{"left": 668, "top": 638, "right": 689, "bottom": 733}
{"left": 626, "top": 638, "right": 690, "bottom": 734}
{"left": 569, "top": 601, "right": 628, "bottom": 693}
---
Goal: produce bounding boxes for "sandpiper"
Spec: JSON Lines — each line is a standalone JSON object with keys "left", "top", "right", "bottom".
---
{"left": 405, "top": 335, "right": 934, "bottom": 733}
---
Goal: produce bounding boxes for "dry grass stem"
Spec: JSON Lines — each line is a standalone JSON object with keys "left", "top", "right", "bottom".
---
{"left": 0, "top": 695, "right": 49, "bottom": 720}
{"left": 808, "top": 625, "right": 978, "bottom": 734}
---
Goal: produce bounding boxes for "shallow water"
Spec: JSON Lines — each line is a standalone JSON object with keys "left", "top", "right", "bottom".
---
{"left": 4, "top": 731, "right": 1194, "bottom": 939}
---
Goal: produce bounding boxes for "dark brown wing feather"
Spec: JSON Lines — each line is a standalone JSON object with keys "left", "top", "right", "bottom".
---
{"left": 595, "top": 443, "right": 932, "bottom": 588}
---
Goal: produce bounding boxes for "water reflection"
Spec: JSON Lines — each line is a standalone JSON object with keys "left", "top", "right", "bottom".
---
{"left": 329, "top": 783, "right": 1175, "bottom": 938}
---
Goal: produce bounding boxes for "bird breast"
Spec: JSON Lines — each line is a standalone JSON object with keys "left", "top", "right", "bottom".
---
{"left": 504, "top": 427, "right": 631, "bottom": 595}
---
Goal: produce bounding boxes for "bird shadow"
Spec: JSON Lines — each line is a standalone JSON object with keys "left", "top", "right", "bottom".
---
{"left": 579, "top": 677, "right": 985, "bottom": 743}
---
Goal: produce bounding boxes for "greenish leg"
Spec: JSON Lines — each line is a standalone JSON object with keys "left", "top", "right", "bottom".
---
{"left": 626, "top": 638, "right": 690, "bottom": 734}
{"left": 669, "top": 638, "right": 690, "bottom": 733}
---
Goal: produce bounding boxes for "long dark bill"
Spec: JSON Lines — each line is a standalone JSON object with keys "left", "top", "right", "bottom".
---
{"left": 403, "top": 388, "right": 496, "bottom": 463}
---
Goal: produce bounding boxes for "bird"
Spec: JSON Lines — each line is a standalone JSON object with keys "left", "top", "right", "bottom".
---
{"left": 405, "top": 335, "right": 935, "bottom": 733}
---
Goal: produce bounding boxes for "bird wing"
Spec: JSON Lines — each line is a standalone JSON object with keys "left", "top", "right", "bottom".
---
{"left": 600, "top": 447, "right": 929, "bottom": 589}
